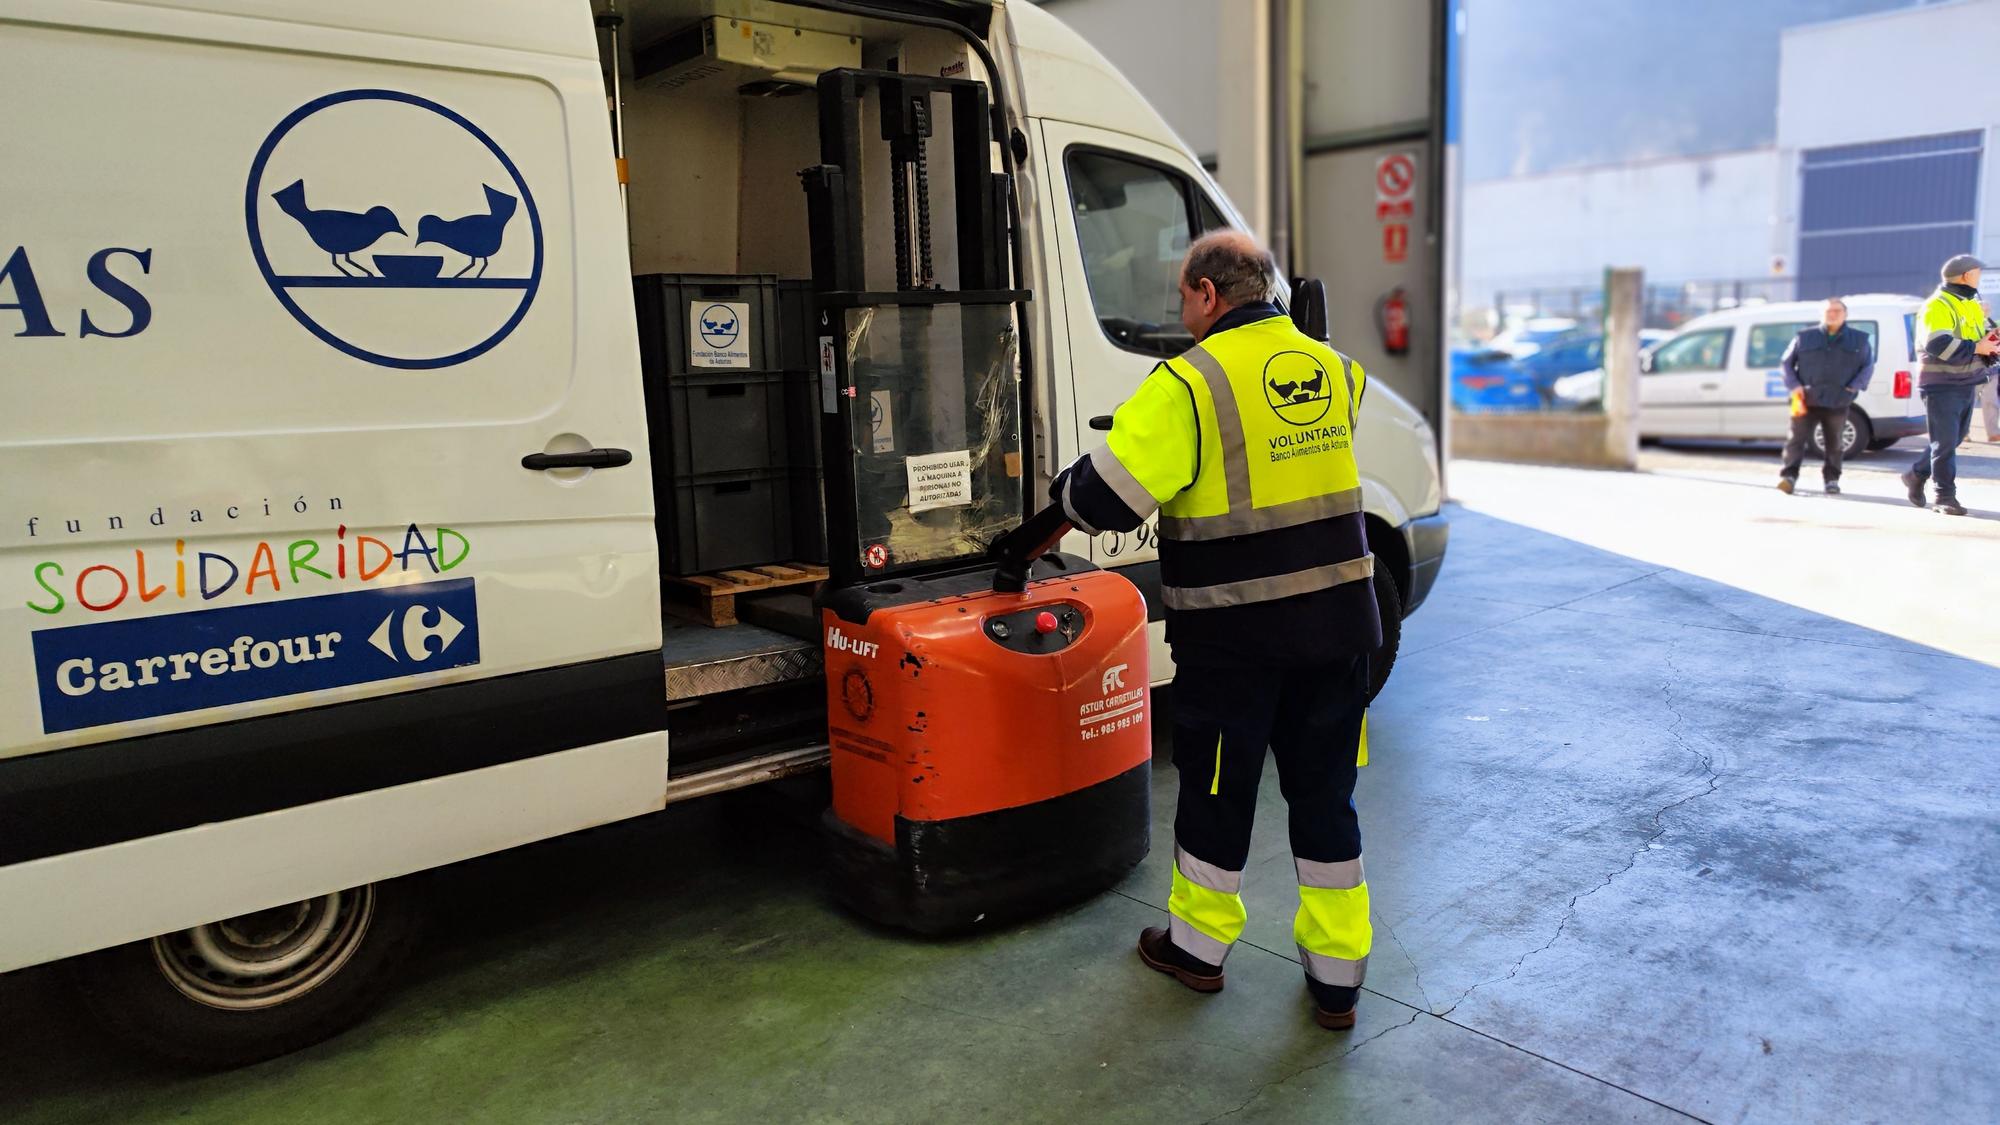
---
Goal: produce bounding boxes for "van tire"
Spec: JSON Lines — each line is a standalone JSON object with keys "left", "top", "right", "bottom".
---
{"left": 1812, "top": 410, "right": 1871, "bottom": 458}
{"left": 1367, "top": 567, "right": 1402, "bottom": 704}
{"left": 67, "top": 879, "right": 422, "bottom": 1069}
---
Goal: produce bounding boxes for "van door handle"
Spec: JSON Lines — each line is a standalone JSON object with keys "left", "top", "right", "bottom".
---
{"left": 1700, "top": 383, "right": 1720, "bottom": 391}
{"left": 1089, "top": 415, "right": 1114, "bottom": 431}
{"left": 522, "top": 448, "right": 633, "bottom": 471}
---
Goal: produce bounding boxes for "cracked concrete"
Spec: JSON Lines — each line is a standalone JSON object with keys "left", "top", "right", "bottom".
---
{"left": 2, "top": 457, "right": 1996, "bottom": 1123}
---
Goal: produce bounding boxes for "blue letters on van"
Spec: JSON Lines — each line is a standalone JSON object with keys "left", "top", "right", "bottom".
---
{"left": 0, "top": 246, "right": 64, "bottom": 337}
{"left": 80, "top": 248, "right": 155, "bottom": 339}
{"left": 1, "top": 245, "right": 156, "bottom": 339}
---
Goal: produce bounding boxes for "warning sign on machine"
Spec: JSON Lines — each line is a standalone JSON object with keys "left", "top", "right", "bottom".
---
{"left": 906, "top": 449, "right": 973, "bottom": 513}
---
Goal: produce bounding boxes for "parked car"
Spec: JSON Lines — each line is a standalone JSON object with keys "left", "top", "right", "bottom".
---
{"left": 1450, "top": 318, "right": 1584, "bottom": 412}
{"left": 1451, "top": 344, "right": 1541, "bottom": 412}
{"left": 1518, "top": 330, "right": 1671, "bottom": 405}
{"left": 1549, "top": 297, "right": 1927, "bottom": 456}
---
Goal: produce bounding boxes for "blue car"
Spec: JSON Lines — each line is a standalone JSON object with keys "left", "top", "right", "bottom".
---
{"left": 1515, "top": 334, "right": 1607, "bottom": 403}
{"left": 1452, "top": 319, "right": 1583, "bottom": 412}
{"left": 1450, "top": 345, "right": 1541, "bottom": 412}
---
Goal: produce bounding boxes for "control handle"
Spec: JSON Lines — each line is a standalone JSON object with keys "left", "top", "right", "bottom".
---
{"left": 989, "top": 502, "right": 1073, "bottom": 594}
{"left": 1088, "top": 415, "right": 1114, "bottom": 431}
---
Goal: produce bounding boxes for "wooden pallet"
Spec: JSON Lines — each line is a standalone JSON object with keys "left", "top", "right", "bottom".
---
{"left": 664, "top": 563, "right": 829, "bottom": 628}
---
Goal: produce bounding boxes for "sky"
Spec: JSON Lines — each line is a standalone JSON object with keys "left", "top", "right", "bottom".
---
{"left": 1465, "top": 0, "right": 1921, "bottom": 182}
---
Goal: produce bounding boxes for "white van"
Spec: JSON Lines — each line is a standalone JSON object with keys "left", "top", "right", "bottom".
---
{"left": 1635, "top": 296, "right": 1928, "bottom": 455}
{"left": 0, "top": 0, "right": 1445, "bottom": 1064}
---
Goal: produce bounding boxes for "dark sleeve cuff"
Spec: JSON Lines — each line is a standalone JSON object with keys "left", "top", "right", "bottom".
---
{"left": 1052, "top": 457, "right": 1146, "bottom": 536}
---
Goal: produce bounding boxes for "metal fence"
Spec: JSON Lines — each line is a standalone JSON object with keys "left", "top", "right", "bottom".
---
{"left": 1487, "top": 271, "right": 1930, "bottom": 332}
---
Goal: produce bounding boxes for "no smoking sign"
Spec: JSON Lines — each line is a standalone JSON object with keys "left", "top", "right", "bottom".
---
{"left": 1375, "top": 153, "right": 1416, "bottom": 201}
{"left": 1374, "top": 151, "right": 1417, "bottom": 264}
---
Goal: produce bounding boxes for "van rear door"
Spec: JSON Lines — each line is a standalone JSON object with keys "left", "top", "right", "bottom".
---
{"left": 0, "top": 2, "right": 659, "bottom": 767}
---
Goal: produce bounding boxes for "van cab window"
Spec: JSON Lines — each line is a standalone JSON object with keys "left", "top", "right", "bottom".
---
{"left": 1649, "top": 328, "right": 1732, "bottom": 373}
{"left": 1065, "top": 149, "right": 1198, "bottom": 357}
{"left": 1746, "top": 320, "right": 1879, "bottom": 368}
{"left": 1196, "top": 193, "right": 1227, "bottom": 235}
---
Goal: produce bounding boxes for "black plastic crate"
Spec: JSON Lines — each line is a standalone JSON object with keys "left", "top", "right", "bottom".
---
{"left": 662, "top": 468, "right": 796, "bottom": 576}
{"left": 635, "top": 273, "right": 781, "bottom": 374}
{"left": 650, "top": 371, "right": 791, "bottom": 478}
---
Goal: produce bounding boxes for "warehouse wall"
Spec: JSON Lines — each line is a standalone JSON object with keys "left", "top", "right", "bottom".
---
{"left": 1461, "top": 149, "right": 1781, "bottom": 306}
{"left": 1776, "top": 1, "right": 2000, "bottom": 287}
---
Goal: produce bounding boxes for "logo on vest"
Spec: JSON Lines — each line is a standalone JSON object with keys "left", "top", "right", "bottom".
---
{"left": 1262, "top": 351, "right": 1334, "bottom": 427}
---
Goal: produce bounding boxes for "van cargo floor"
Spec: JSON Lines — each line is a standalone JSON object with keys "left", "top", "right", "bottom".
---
{"left": 662, "top": 616, "right": 821, "bottom": 701}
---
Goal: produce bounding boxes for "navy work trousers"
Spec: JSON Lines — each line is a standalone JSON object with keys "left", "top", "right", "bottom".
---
{"left": 1910, "top": 384, "right": 1979, "bottom": 500}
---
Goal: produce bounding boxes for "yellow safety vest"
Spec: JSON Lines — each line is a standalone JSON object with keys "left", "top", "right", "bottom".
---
{"left": 1918, "top": 287, "right": 1990, "bottom": 385}
{"left": 1089, "top": 313, "right": 1372, "bottom": 612}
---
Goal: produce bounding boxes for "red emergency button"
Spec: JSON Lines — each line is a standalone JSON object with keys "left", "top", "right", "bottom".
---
{"left": 1034, "top": 611, "right": 1059, "bottom": 634}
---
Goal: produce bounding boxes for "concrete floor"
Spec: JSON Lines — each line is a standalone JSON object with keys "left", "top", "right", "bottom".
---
{"left": 3, "top": 446, "right": 1997, "bottom": 1124}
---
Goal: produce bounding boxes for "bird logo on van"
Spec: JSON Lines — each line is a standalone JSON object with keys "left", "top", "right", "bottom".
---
{"left": 271, "top": 179, "right": 405, "bottom": 277}
{"left": 1263, "top": 351, "right": 1335, "bottom": 426}
{"left": 246, "top": 88, "right": 542, "bottom": 369}
{"left": 416, "top": 185, "right": 519, "bottom": 279}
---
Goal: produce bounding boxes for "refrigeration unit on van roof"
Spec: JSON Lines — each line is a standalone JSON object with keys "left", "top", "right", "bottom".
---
{"left": 634, "top": 16, "right": 862, "bottom": 94}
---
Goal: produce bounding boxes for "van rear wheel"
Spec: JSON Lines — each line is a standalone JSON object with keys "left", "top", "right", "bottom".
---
{"left": 68, "top": 879, "right": 421, "bottom": 1068}
{"left": 1812, "top": 411, "right": 1871, "bottom": 458}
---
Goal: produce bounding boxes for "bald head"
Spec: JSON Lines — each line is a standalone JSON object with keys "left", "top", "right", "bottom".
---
{"left": 1178, "top": 229, "right": 1275, "bottom": 340}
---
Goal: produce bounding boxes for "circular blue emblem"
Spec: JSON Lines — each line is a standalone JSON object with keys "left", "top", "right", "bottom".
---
{"left": 245, "top": 89, "right": 543, "bottom": 370}
{"left": 697, "top": 303, "right": 741, "bottom": 350}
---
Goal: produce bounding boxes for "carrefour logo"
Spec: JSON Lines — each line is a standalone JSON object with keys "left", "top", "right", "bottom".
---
{"left": 244, "top": 89, "right": 543, "bottom": 370}
{"left": 31, "top": 579, "right": 479, "bottom": 733}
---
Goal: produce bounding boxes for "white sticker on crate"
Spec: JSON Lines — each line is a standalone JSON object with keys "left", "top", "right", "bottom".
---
{"left": 906, "top": 449, "right": 973, "bottom": 513}
{"left": 690, "top": 300, "right": 751, "bottom": 368}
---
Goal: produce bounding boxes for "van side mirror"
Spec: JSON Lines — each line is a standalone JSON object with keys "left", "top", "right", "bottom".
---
{"left": 1289, "top": 277, "right": 1330, "bottom": 342}
{"left": 1638, "top": 351, "right": 1654, "bottom": 374}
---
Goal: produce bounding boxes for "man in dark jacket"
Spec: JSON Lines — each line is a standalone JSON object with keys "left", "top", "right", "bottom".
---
{"left": 1777, "top": 297, "right": 1872, "bottom": 495}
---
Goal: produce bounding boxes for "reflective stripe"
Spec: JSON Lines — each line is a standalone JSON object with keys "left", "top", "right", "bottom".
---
{"left": 1162, "top": 554, "right": 1375, "bottom": 611}
{"left": 1088, "top": 445, "right": 1160, "bottom": 520}
{"left": 1178, "top": 344, "right": 1251, "bottom": 512}
{"left": 1208, "top": 734, "right": 1223, "bottom": 796}
{"left": 1339, "top": 352, "right": 1358, "bottom": 431}
{"left": 1170, "top": 861, "right": 1246, "bottom": 960}
{"left": 1295, "top": 880, "right": 1371, "bottom": 987}
{"left": 1170, "top": 916, "right": 1233, "bottom": 966}
{"left": 1176, "top": 843, "right": 1243, "bottom": 894}
{"left": 1157, "top": 487, "right": 1363, "bottom": 541}
{"left": 1298, "top": 947, "right": 1368, "bottom": 988}
{"left": 1356, "top": 711, "right": 1369, "bottom": 768}
{"left": 1059, "top": 474, "right": 1102, "bottom": 536}
{"left": 1295, "top": 856, "right": 1365, "bottom": 890}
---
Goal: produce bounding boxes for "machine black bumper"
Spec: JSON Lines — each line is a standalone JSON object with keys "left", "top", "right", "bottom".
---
{"left": 1403, "top": 510, "right": 1451, "bottom": 615}
{"left": 824, "top": 761, "right": 1152, "bottom": 935}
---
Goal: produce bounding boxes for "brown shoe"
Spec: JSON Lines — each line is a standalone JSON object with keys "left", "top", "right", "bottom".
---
{"left": 1314, "top": 1005, "right": 1358, "bottom": 1030}
{"left": 1136, "top": 927, "right": 1224, "bottom": 993}
{"left": 1777, "top": 478, "right": 1795, "bottom": 494}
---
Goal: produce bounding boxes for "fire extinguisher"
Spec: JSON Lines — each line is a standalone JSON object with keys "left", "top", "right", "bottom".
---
{"left": 1375, "top": 287, "right": 1410, "bottom": 356}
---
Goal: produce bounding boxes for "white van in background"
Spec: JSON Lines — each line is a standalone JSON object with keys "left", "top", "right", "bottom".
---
{"left": 1555, "top": 296, "right": 1929, "bottom": 456}
{"left": 0, "top": 0, "right": 1445, "bottom": 1067}
{"left": 1637, "top": 297, "right": 1928, "bottom": 454}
